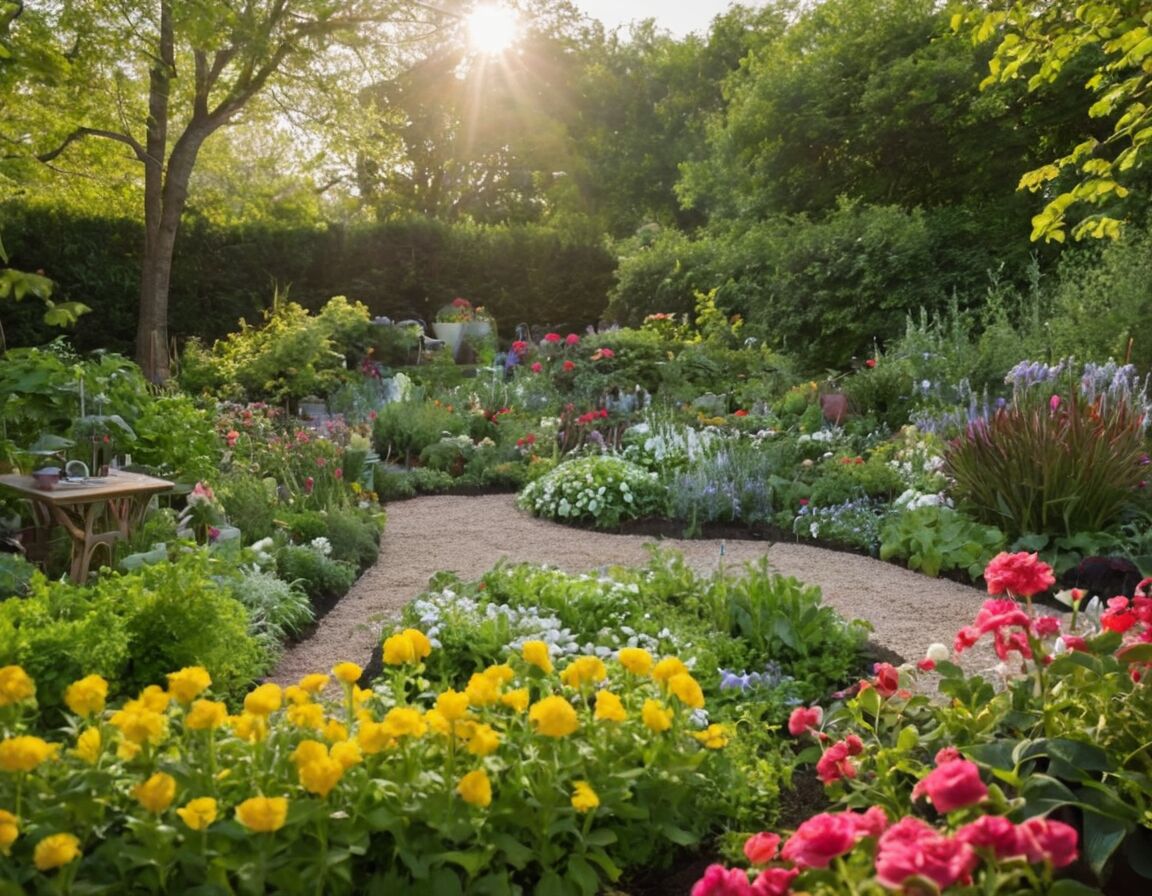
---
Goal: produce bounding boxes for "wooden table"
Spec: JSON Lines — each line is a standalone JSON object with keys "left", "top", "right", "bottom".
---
{"left": 0, "top": 470, "right": 174, "bottom": 582}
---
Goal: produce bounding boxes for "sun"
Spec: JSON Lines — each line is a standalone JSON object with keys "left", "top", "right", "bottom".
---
{"left": 465, "top": 4, "right": 519, "bottom": 55}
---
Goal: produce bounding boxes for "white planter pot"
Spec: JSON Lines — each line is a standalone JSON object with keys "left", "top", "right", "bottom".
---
{"left": 432, "top": 321, "right": 493, "bottom": 361}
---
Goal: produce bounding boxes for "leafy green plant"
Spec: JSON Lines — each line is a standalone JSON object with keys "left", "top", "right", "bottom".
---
{"left": 879, "top": 506, "right": 1005, "bottom": 578}
{"left": 518, "top": 454, "right": 665, "bottom": 528}
{"left": 321, "top": 507, "right": 381, "bottom": 570}
{"left": 228, "top": 568, "right": 315, "bottom": 650}
{"left": 275, "top": 543, "right": 357, "bottom": 606}
{"left": 372, "top": 399, "right": 465, "bottom": 465}
{"left": 129, "top": 394, "right": 220, "bottom": 480}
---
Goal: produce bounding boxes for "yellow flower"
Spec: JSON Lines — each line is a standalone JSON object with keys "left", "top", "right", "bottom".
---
{"left": 176, "top": 797, "right": 217, "bottom": 831}
{"left": 666, "top": 673, "right": 705, "bottom": 709}
{"left": 500, "top": 688, "right": 529, "bottom": 713}
{"left": 64, "top": 674, "right": 108, "bottom": 717}
{"left": 323, "top": 719, "right": 348, "bottom": 743}
{"left": 243, "top": 683, "right": 282, "bottom": 716}
{"left": 466, "top": 723, "right": 501, "bottom": 756}
{"left": 298, "top": 674, "right": 330, "bottom": 695}
{"left": 559, "top": 656, "right": 607, "bottom": 688}
{"left": 482, "top": 664, "right": 515, "bottom": 684}
{"left": 522, "top": 640, "right": 553, "bottom": 674}
{"left": 356, "top": 720, "right": 395, "bottom": 755}
{"left": 642, "top": 699, "right": 672, "bottom": 733}
{"left": 283, "top": 686, "right": 311, "bottom": 706}
{"left": 692, "top": 724, "right": 729, "bottom": 750}
{"left": 73, "top": 728, "right": 101, "bottom": 765}
{"left": 230, "top": 712, "right": 267, "bottom": 744}
{"left": 109, "top": 704, "right": 168, "bottom": 745}
{"left": 465, "top": 673, "right": 500, "bottom": 707}
{"left": 617, "top": 647, "right": 653, "bottom": 677}
{"left": 292, "top": 740, "right": 328, "bottom": 769}
{"left": 652, "top": 657, "right": 689, "bottom": 685}
{"left": 235, "top": 796, "right": 288, "bottom": 833}
{"left": 330, "top": 740, "right": 362, "bottom": 770}
{"left": 382, "top": 633, "right": 416, "bottom": 665}
{"left": 0, "top": 809, "right": 17, "bottom": 854}
{"left": 456, "top": 769, "right": 492, "bottom": 807}
{"left": 287, "top": 702, "right": 326, "bottom": 730}
{"left": 528, "top": 695, "right": 579, "bottom": 738}
{"left": 137, "top": 685, "right": 171, "bottom": 712}
{"left": 0, "top": 736, "right": 58, "bottom": 773}
{"left": 381, "top": 707, "right": 427, "bottom": 739}
{"left": 0, "top": 665, "right": 35, "bottom": 707}
{"left": 166, "top": 667, "right": 211, "bottom": 704}
{"left": 185, "top": 699, "right": 229, "bottom": 731}
{"left": 423, "top": 709, "right": 452, "bottom": 737}
{"left": 33, "top": 832, "right": 80, "bottom": 871}
{"left": 436, "top": 690, "right": 470, "bottom": 722}
{"left": 117, "top": 740, "right": 141, "bottom": 761}
{"left": 298, "top": 756, "right": 344, "bottom": 798}
{"left": 134, "top": 772, "right": 177, "bottom": 814}
{"left": 401, "top": 628, "right": 432, "bottom": 660}
{"left": 594, "top": 691, "right": 627, "bottom": 723}
{"left": 332, "top": 662, "right": 362, "bottom": 684}
{"left": 571, "top": 780, "right": 600, "bottom": 813}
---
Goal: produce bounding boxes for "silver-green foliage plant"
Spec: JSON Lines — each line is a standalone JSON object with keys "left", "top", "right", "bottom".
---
{"left": 517, "top": 454, "right": 664, "bottom": 528}
{"left": 229, "top": 569, "right": 315, "bottom": 652}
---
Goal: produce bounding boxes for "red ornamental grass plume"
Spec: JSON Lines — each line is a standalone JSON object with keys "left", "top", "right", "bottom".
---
{"left": 984, "top": 551, "right": 1055, "bottom": 598}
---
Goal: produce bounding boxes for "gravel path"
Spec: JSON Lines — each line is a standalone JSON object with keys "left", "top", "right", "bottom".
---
{"left": 271, "top": 494, "right": 1007, "bottom": 684}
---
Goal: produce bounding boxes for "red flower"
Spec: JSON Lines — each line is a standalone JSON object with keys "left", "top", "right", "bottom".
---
{"left": 956, "top": 815, "right": 1022, "bottom": 859}
{"left": 304, "top": 476, "right": 314, "bottom": 494}
{"left": 984, "top": 552, "right": 1055, "bottom": 598}
{"left": 816, "top": 740, "right": 856, "bottom": 784}
{"left": 511, "top": 340, "right": 528, "bottom": 354}
{"left": 1017, "top": 817, "right": 1079, "bottom": 868}
{"left": 751, "top": 867, "right": 799, "bottom": 896}
{"left": 787, "top": 705, "right": 822, "bottom": 736}
{"left": 452, "top": 297, "right": 471, "bottom": 308}
{"left": 743, "top": 832, "right": 780, "bottom": 865}
{"left": 917, "top": 658, "right": 936, "bottom": 672}
{"left": 225, "top": 430, "right": 239, "bottom": 447}
{"left": 530, "top": 362, "right": 543, "bottom": 374}
{"left": 733, "top": 409, "right": 748, "bottom": 417}
{"left": 333, "top": 468, "right": 343, "bottom": 480}
{"left": 543, "top": 332, "right": 562, "bottom": 344}
{"left": 865, "top": 359, "right": 876, "bottom": 368}
{"left": 781, "top": 812, "right": 861, "bottom": 868}
{"left": 690, "top": 864, "right": 753, "bottom": 896}
{"left": 872, "top": 662, "right": 900, "bottom": 697}
{"left": 875, "top": 818, "right": 976, "bottom": 891}
{"left": 565, "top": 333, "right": 580, "bottom": 346}
{"left": 912, "top": 759, "right": 988, "bottom": 813}
{"left": 563, "top": 360, "right": 575, "bottom": 372}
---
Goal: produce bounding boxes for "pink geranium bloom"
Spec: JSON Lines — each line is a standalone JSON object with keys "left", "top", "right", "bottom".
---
{"left": 787, "top": 706, "right": 822, "bottom": 736}
{"left": 781, "top": 812, "right": 860, "bottom": 868}
{"left": 530, "top": 362, "right": 543, "bottom": 374}
{"left": 563, "top": 360, "right": 575, "bottom": 372}
{"left": 974, "top": 598, "right": 1032, "bottom": 635}
{"left": 955, "top": 815, "right": 1022, "bottom": 859}
{"left": 565, "top": 333, "right": 580, "bottom": 346}
{"left": 984, "top": 551, "right": 1055, "bottom": 598}
{"left": 225, "top": 430, "right": 239, "bottom": 447}
{"left": 743, "top": 832, "right": 780, "bottom": 865}
{"left": 690, "top": 864, "right": 753, "bottom": 896}
{"left": 543, "top": 332, "right": 562, "bottom": 343}
{"left": 511, "top": 340, "right": 528, "bottom": 354}
{"left": 751, "top": 867, "right": 799, "bottom": 896}
{"left": 912, "top": 760, "right": 988, "bottom": 813}
{"left": 1017, "top": 817, "right": 1079, "bottom": 868}
{"left": 872, "top": 662, "right": 900, "bottom": 697}
{"left": 816, "top": 741, "right": 856, "bottom": 784}
{"left": 876, "top": 819, "right": 976, "bottom": 891}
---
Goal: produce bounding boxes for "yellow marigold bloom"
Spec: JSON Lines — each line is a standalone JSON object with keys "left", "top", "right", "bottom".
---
{"left": 292, "top": 740, "right": 328, "bottom": 769}
{"left": 424, "top": 709, "right": 452, "bottom": 737}
{"left": 521, "top": 640, "right": 553, "bottom": 674}
{"left": 134, "top": 772, "right": 177, "bottom": 814}
{"left": 230, "top": 712, "right": 267, "bottom": 744}
{"left": 381, "top": 707, "right": 427, "bottom": 739}
{"left": 594, "top": 691, "right": 627, "bottom": 723}
{"left": 297, "top": 674, "right": 330, "bottom": 695}
{"left": 382, "top": 633, "right": 416, "bottom": 665}
{"left": 571, "top": 780, "right": 600, "bottom": 813}
{"left": 482, "top": 664, "right": 514, "bottom": 684}
{"left": 243, "top": 683, "right": 282, "bottom": 716}
{"left": 465, "top": 673, "right": 500, "bottom": 707}
{"left": 287, "top": 702, "right": 326, "bottom": 730}
{"left": 64, "top": 674, "right": 108, "bottom": 717}
{"left": 692, "top": 724, "right": 729, "bottom": 750}
{"left": 138, "top": 685, "right": 171, "bottom": 713}
{"left": 401, "top": 628, "right": 432, "bottom": 660}
{"left": 617, "top": 647, "right": 654, "bottom": 677}
{"left": 528, "top": 695, "right": 579, "bottom": 738}
{"left": 330, "top": 740, "right": 362, "bottom": 770}
{"left": 235, "top": 796, "right": 288, "bottom": 833}
{"left": 298, "top": 756, "right": 344, "bottom": 798}
{"left": 436, "top": 690, "right": 470, "bottom": 722}
{"left": 560, "top": 656, "right": 608, "bottom": 688}
{"left": 466, "top": 723, "right": 501, "bottom": 757}
{"left": 110, "top": 704, "right": 168, "bottom": 745}
{"left": 356, "top": 720, "right": 395, "bottom": 754}
{"left": 33, "top": 832, "right": 80, "bottom": 871}
{"left": 0, "top": 810, "right": 17, "bottom": 854}
{"left": 652, "top": 657, "right": 689, "bottom": 685}
{"left": 642, "top": 699, "right": 673, "bottom": 733}
{"left": 117, "top": 740, "right": 141, "bottom": 761}
{"left": 73, "top": 728, "right": 101, "bottom": 765}
{"left": 0, "top": 665, "right": 35, "bottom": 707}
{"left": 456, "top": 769, "right": 492, "bottom": 808}
{"left": 323, "top": 719, "right": 348, "bottom": 743}
{"left": 166, "top": 666, "right": 211, "bottom": 704}
{"left": 0, "top": 736, "right": 58, "bottom": 773}
{"left": 185, "top": 699, "right": 229, "bottom": 731}
{"left": 667, "top": 673, "right": 705, "bottom": 709}
{"left": 283, "top": 685, "right": 310, "bottom": 706}
{"left": 332, "top": 662, "right": 362, "bottom": 684}
{"left": 176, "top": 797, "right": 217, "bottom": 831}
{"left": 353, "top": 686, "right": 371, "bottom": 707}
{"left": 500, "top": 688, "right": 529, "bottom": 713}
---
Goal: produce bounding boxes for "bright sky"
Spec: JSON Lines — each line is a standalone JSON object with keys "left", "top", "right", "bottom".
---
{"left": 570, "top": 0, "right": 759, "bottom": 37}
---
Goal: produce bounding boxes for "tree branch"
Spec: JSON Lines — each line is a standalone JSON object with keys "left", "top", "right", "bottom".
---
{"left": 36, "top": 127, "right": 146, "bottom": 164}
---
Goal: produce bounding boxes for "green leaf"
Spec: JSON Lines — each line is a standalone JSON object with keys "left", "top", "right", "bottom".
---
{"left": 583, "top": 829, "right": 617, "bottom": 847}
{"left": 896, "top": 725, "right": 920, "bottom": 752}
{"left": 536, "top": 871, "right": 567, "bottom": 896}
{"left": 1081, "top": 812, "right": 1129, "bottom": 879}
{"left": 566, "top": 856, "right": 600, "bottom": 896}
{"left": 492, "top": 834, "right": 533, "bottom": 869}
{"left": 658, "top": 823, "right": 700, "bottom": 846}
{"left": 1049, "top": 880, "right": 1108, "bottom": 896}
{"left": 436, "top": 850, "right": 488, "bottom": 876}
{"left": 429, "top": 867, "right": 464, "bottom": 896}
{"left": 966, "top": 741, "right": 1017, "bottom": 771}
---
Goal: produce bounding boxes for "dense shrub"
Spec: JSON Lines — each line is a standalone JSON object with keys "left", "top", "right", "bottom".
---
{"left": 275, "top": 544, "right": 358, "bottom": 606}
{"left": 518, "top": 454, "right": 665, "bottom": 528}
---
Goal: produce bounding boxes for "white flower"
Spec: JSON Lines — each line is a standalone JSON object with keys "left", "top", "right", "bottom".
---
{"left": 309, "top": 536, "right": 332, "bottom": 557}
{"left": 925, "top": 643, "right": 949, "bottom": 663}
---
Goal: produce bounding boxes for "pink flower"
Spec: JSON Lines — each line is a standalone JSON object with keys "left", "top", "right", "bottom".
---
{"left": 511, "top": 340, "right": 528, "bottom": 354}
{"left": 934, "top": 747, "right": 961, "bottom": 766}
{"left": 844, "top": 734, "right": 864, "bottom": 756}
{"left": 872, "top": 662, "right": 900, "bottom": 697}
{"left": 531, "top": 362, "right": 543, "bottom": 374}
{"left": 953, "top": 625, "right": 981, "bottom": 654}
{"left": 917, "top": 658, "right": 936, "bottom": 672}
{"left": 912, "top": 760, "right": 988, "bottom": 813}
{"left": 1050, "top": 394, "right": 1062, "bottom": 412}
{"left": 876, "top": 819, "right": 976, "bottom": 890}
{"left": 751, "top": 867, "right": 799, "bottom": 896}
{"left": 853, "top": 806, "right": 889, "bottom": 838}
{"left": 984, "top": 551, "right": 1055, "bottom": 598}
{"left": 452, "top": 297, "right": 471, "bottom": 308}
{"left": 1017, "top": 817, "right": 1079, "bottom": 868}
{"left": 743, "top": 832, "right": 780, "bottom": 865}
{"left": 781, "top": 812, "right": 860, "bottom": 868}
{"left": 816, "top": 741, "right": 856, "bottom": 784}
{"left": 690, "top": 864, "right": 753, "bottom": 896}
{"left": 315, "top": 456, "right": 327, "bottom": 468}
{"left": 565, "top": 333, "right": 580, "bottom": 346}
{"left": 563, "top": 360, "right": 575, "bottom": 372}
{"left": 956, "top": 815, "right": 1022, "bottom": 859}
{"left": 226, "top": 430, "right": 239, "bottom": 447}
{"left": 334, "top": 468, "right": 343, "bottom": 480}
{"left": 787, "top": 706, "right": 823, "bottom": 736}
{"left": 304, "top": 476, "right": 314, "bottom": 494}
{"left": 368, "top": 410, "right": 377, "bottom": 421}
{"left": 543, "top": 332, "right": 562, "bottom": 344}
{"left": 974, "top": 599, "right": 1032, "bottom": 635}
